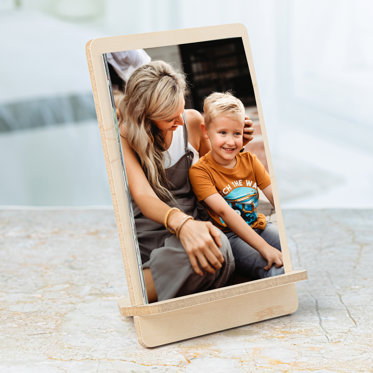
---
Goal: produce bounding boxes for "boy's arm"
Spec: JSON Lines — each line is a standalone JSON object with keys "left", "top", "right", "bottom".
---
{"left": 250, "top": 153, "right": 273, "bottom": 207}
{"left": 204, "top": 193, "right": 283, "bottom": 270}
{"left": 262, "top": 184, "right": 274, "bottom": 207}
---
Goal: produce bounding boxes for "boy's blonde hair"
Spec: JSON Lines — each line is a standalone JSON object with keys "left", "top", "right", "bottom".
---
{"left": 118, "top": 60, "right": 186, "bottom": 201}
{"left": 203, "top": 92, "right": 245, "bottom": 128}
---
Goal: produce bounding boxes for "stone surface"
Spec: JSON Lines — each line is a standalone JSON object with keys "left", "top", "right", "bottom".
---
{"left": 0, "top": 208, "right": 372, "bottom": 372}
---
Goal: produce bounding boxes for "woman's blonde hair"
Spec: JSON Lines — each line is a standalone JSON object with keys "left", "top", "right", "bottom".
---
{"left": 118, "top": 61, "right": 186, "bottom": 201}
{"left": 203, "top": 92, "right": 245, "bottom": 128}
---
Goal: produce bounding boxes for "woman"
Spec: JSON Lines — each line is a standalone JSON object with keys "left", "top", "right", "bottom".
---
{"left": 118, "top": 61, "right": 253, "bottom": 302}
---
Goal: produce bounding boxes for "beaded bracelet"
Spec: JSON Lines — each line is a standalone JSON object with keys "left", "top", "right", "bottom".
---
{"left": 164, "top": 207, "right": 180, "bottom": 234}
{"left": 176, "top": 216, "right": 194, "bottom": 239}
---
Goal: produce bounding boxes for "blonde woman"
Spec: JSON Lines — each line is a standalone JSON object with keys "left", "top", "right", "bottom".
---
{"left": 119, "top": 61, "right": 253, "bottom": 302}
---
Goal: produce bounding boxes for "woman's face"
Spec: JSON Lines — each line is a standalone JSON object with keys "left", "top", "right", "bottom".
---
{"left": 152, "top": 95, "right": 185, "bottom": 135}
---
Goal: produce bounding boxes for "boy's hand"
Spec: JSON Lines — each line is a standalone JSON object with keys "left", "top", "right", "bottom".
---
{"left": 243, "top": 115, "right": 254, "bottom": 146}
{"left": 260, "top": 245, "right": 283, "bottom": 271}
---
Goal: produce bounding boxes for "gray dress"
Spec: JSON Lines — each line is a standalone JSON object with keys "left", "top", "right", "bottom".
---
{"left": 132, "top": 123, "right": 235, "bottom": 301}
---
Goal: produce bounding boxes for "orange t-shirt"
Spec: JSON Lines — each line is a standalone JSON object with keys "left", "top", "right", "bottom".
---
{"left": 189, "top": 151, "right": 271, "bottom": 232}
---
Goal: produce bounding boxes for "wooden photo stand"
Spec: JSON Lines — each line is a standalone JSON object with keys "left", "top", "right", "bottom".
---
{"left": 86, "top": 24, "right": 307, "bottom": 347}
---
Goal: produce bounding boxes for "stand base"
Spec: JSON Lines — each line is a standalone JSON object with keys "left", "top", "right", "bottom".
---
{"left": 118, "top": 270, "right": 307, "bottom": 347}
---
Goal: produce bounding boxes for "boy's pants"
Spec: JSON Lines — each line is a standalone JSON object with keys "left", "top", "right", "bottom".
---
{"left": 225, "top": 222, "right": 284, "bottom": 280}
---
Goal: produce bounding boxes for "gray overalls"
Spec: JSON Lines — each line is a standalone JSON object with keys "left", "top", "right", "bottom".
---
{"left": 132, "top": 123, "right": 235, "bottom": 301}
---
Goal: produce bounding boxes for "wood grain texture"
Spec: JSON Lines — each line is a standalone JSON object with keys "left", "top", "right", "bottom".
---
{"left": 134, "top": 283, "right": 300, "bottom": 347}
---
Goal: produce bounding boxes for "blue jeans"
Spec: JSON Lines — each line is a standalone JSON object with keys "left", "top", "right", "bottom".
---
{"left": 226, "top": 222, "right": 284, "bottom": 280}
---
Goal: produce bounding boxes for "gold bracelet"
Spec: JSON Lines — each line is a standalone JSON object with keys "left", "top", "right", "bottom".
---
{"left": 164, "top": 207, "right": 180, "bottom": 234}
{"left": 176, "top": 216, "right": 194, "bottom": 239}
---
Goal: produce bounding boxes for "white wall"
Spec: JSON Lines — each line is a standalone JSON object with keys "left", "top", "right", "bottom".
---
{"left": 1, "top": 0, "right": 372, "bottom": 207}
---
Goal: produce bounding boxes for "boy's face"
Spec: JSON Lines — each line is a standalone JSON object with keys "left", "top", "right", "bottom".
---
{"left": 206, "top": 115, "right": 244, "bottom": 167}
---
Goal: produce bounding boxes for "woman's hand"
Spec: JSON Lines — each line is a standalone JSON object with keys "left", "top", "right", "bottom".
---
{"left": 243, "top": 115, "right": 254, "bottom": 146}
{"left": 177, "top": 219, "right": 225, "bottom": 276}
{"left": 259, "top": 245, "right": 283, "bottom": 271}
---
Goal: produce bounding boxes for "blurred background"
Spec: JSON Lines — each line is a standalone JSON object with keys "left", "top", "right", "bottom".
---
{"left": 1, "top": 0, "right": 372, "bottom": 208}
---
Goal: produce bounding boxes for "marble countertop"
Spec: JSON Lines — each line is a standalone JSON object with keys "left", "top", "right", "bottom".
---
{"left": 0, "top": 208, "right": 372, "bottom": 372}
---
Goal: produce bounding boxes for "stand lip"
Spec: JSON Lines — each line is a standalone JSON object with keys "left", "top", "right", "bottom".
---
{"left": 119, "top": 269, "right": 307, "bottom": 317}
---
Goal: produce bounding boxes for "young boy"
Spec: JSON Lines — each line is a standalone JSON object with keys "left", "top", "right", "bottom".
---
{"left": 189, "top": 92, "right": 284, "bottom": 280}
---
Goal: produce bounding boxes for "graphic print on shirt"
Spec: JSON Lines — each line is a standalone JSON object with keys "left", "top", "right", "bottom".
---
{"left": 219, "top": 186, "right": 259, "bottom": 227}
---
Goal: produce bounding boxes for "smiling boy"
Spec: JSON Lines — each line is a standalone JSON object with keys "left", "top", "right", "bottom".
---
{"left": 189, "top": 92, "right": 284, "bottom": 280}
